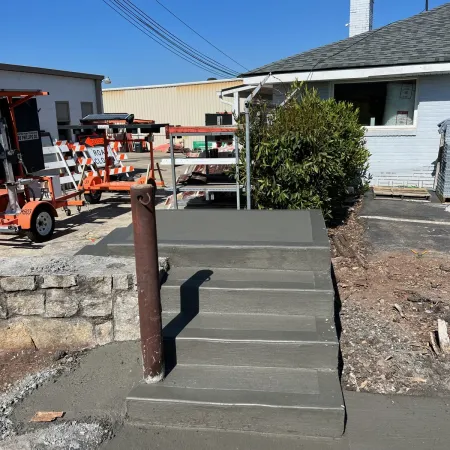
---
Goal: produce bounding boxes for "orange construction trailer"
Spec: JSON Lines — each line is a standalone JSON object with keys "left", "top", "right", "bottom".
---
{"left": 0, "top": 89, "right": 83, "bottom": 242}
{"left": 59, "top": 114, "right": 167, "bottom": 204}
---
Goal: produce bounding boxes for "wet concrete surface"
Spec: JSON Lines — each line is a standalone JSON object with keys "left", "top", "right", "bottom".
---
{"left": 8, "top": 342, "right": 450, "bottom": 450}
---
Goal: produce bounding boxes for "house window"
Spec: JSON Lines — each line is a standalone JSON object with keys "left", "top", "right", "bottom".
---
{"left": 81, "top": 102, "right": 94, "bottom": 119}
{"left": 334, "top": 80, "right": 416, "bottom": 127}
{"left": 55, "top": 101, "right": 71, "bottom": 140}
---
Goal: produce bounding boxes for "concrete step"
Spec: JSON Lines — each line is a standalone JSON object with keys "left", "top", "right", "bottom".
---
{"left": 126, "top": 365, "right": 345, "bottom": 437}
{"left": 162, "top": 313, "right": 339, "bottom": 370}
{"left": 156, "top": 244, "right": 331, "bottom": 271}
{"left": 161, "top": 267, "right": 335, "bottom": 318}
{"left": 97, "top": 210, "right": 331, "bottom": 271}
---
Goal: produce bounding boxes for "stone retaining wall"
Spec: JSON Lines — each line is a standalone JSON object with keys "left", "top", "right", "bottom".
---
{"left": 0, "top": 272, "right": 155, "bottom": 350}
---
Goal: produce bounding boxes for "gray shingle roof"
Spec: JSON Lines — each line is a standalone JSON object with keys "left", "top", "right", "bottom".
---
{"left": 243, "top": 3, "right": 450, "bottom": 77}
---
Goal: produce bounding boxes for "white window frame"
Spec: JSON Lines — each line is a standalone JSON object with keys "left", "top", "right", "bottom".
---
{"left": 329, "top": 77, "right": 419, "bottom": 130}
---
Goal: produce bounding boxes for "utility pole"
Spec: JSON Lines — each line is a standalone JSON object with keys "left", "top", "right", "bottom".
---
{"left": 426, "top": 0, "right": 429, "bottom": 11}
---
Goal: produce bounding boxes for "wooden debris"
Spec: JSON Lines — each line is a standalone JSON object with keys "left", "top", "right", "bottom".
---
{"left": 372, "top": 186, "right": 431, "bottom": 201}
{"left": 30, "top": 411, "right": 64, "bottom": 422}
{"left": 359, "top": 380, "right": 369, "bottom": 390}
{"left": 393, "top": 303, "right": 405, "bottom": 318}
{"left": 429, "top": 331, "right": 440, "bottom": 355}
{"left": 437, "top": 319, "right": 450, "bottom": 354}
{"left": 408, "top": 377, "right": 427, "bottom": 383}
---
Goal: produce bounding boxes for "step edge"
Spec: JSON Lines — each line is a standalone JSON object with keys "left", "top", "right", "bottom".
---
{"left": 166, "top": 337, "right": 339, "bottom": 344}
{"left": 123, "top": 421, "right": 347, "bottom": 441}
{"left": 126, "top": 397, "right": 345, "bottom": 411}
{"left": 157, "top": 243, "right": 330, "bottom": 250}
{"left": 162, "top": 285, "right": 334, "bottom": 293}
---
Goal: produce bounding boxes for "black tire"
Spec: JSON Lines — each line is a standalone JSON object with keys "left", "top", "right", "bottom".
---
{"left": 84, "top": 191, "right": 102, "bottom": 204}
{"left": 24, "top": 205, "right": 56, "bottom": 243}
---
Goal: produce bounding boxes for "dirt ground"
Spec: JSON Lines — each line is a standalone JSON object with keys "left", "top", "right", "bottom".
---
{"left": 330, "top": 200, "right": 450, "bottom": 396}
{"left": 0, "top": 349, "right": 81, "bottom": 394}
{"left": 1, "top": 350, "right": 55, "bottom": 393}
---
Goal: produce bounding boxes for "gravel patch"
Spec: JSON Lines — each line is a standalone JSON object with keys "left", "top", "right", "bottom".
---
{"left": 0, "top": 420, "right": 113, "bottom": 449}
{"left": 0, "top": 368, "right": 61, "bottom": 440}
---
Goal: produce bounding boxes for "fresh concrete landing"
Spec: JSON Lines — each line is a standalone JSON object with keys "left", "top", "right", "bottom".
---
{"left": 77, "top": 210, "right": 331, "bottom": 270}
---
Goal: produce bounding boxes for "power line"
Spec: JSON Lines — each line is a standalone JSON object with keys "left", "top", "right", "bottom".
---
{"left": 154, "top": 0, "right": 249, "bottom": 71}
{"left": 102, "top": 0, "right": 230, "bottom": 78}
{"left": 112, "top": 0, "right": 238, "bottom": 77}
{"left": 121, "top": 0, "right": 239, "bottom": 76}
{"left": 103, "top": 0, "right": 239, "bottom": 78}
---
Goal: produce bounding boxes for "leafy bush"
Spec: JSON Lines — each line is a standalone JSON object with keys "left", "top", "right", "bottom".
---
{"left": 236, "top": 82, "right": 370, "bottom": 217}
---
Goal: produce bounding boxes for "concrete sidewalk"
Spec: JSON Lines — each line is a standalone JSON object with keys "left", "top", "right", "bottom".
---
{"left": 9, "top": 342, "right": 450, "bottom": 450}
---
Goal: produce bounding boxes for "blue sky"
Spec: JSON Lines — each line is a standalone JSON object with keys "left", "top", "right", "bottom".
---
{"left": 1, "top": 0, "right": 448, "bottom": 87}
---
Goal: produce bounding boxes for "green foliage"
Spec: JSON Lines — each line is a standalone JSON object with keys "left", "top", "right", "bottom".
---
{"left": 236, "top": 82, "right": 371, "bottom": 217}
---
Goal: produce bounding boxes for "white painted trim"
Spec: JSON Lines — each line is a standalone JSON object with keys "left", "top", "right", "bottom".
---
{"left": 243, "top": 63, "right": 450, "bottom": 84}
{"left": 360, "top": 216, "right": 450, "bottom": 226}
{"left": 219, "top": 85, "right": 258, "bottom": 96}
{"left": 103, "top": 78, "right": 243, "bottom": 92}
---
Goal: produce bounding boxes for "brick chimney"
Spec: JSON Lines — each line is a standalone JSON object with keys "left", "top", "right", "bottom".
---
{"left": 349, "top": 0, "right": 374, "bottom": 37}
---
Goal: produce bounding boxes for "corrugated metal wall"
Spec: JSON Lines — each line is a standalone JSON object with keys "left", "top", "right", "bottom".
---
{"left": 102, "top": 79, "right": 243, "bottom": 148}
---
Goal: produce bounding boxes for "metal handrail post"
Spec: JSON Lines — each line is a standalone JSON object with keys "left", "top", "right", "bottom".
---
{"left": 169, "top": 135, "right": 178, "bottom": 209}
{"left": 131, "top": 184, "right": 164, "bottom": 383}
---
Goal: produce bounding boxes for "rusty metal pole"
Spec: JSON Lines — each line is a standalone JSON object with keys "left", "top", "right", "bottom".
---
{"left": 130, "top": 184, "right": 164, "bottom": 383}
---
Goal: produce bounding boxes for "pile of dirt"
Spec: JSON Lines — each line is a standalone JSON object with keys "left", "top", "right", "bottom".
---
{"left": 331, "top": 203, "right": 450, "bottom": 395}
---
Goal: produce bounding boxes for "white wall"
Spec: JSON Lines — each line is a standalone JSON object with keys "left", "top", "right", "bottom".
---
{"left": 272, "top": 75, "right": 450, "bottom": 188}
{"left": 0, "top": 70, "right": 99, "bottom": 140}
{"left": 366, "top": 75, "right": 450, "bottom": 188}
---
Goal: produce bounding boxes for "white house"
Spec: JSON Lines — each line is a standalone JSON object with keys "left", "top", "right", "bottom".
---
{"left": 0, "top": 63, "right": 104, "bottom": 141}
{"left": 238, "top": 1, "right": 450, "bottom": 188}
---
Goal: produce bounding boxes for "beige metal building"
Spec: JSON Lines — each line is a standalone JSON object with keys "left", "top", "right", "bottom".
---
{"left": 102, "top": 78, "right": 243, "bottom": 148}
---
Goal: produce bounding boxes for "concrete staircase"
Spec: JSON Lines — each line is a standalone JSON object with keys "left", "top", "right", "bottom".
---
{"left": 124, "top": 210, "right": 345, "bottom": 438}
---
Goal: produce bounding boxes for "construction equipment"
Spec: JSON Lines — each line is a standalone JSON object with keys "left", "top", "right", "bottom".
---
{"left": 60, "top": 114, "right": 166, "bottom": 203}
{"left": 0, "top": 90, "right": 83, "bottom": 242}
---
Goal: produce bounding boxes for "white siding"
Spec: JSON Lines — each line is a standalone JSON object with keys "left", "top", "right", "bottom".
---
{"left": 367, "top": 75, "right": 450, "bottom": 188}
{"left": 0, "top": 70, "right": 99, "bottom": 140}
{"left": 102, "top": 79, "right": 243, "bottom": 148}
{"left": 272, "top": 75, "right": 450, "bottom": 188}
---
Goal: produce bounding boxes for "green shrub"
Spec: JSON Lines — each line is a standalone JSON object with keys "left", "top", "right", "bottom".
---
{"left": 236, "top": 82, "right": 370, "bottom": 217}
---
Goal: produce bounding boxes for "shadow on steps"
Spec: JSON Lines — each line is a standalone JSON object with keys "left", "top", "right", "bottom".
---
{"left": 162, "top": 269, "right": 214, "bottom": 377}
